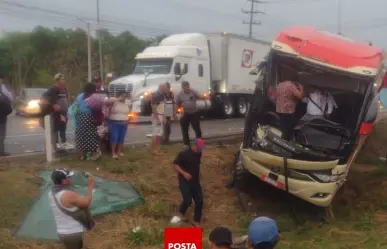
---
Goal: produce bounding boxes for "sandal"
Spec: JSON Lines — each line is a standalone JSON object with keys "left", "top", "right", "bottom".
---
{"left": 80, "top": 156, "right": 86, "bottom": 161}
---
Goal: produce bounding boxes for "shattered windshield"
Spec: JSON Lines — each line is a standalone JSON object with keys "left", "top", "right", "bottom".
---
{"left": 132, "top": 58, "right": 173, "bottom": 75}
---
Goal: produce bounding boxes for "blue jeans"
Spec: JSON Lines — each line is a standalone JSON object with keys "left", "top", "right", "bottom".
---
{"left": 108, "top": 120, "right": 128, "bottom": 144}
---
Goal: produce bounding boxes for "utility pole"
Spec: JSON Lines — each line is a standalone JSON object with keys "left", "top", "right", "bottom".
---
{"left": 97, "top": 0, "right": 104, "bottom": 85}
{"left": 242, "top": 0, "right": 264, "bottom": 38}
{"left": 87, "top": 23, "right": 92, "bottom": 83}
{"left": 337, "top": 0, "right": 342, "bottom": 34}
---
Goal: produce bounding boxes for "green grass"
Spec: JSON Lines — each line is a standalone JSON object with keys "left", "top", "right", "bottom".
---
{"left": 2, "top": 132, "right": 387, "bottom": 249}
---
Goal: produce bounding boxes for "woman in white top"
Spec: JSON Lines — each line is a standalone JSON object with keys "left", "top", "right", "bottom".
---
{"left": 108, "top": 91, "right": 130, "bottom": 159}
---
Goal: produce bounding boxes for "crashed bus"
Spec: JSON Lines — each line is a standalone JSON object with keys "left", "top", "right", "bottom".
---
{"left": 235, "top": 26, "right": 386, "bottom": 208}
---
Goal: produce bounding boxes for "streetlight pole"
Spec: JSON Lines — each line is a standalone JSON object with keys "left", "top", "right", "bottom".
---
{"left": 87, "top": 23, "right": 92, "bottom": 83}
{"left": 97, "top": 0, "right": 104, "bottom": 85}
{"left": 337, "top": 0, "right": 342, "bottom": 34}
{"left": 77, "top": 18, "right": 92, "bottom": 84}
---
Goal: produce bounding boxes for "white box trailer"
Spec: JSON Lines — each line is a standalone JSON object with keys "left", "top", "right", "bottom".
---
{"left": 206, "top": 33, "right": 271, "bottom": 116}
{"left": 108, "top": 32, "right": 271, "bottom": 117}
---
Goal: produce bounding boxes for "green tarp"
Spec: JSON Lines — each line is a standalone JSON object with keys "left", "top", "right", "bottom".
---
{"left": 13, "top": 170, "right": 144, "bottom": 241}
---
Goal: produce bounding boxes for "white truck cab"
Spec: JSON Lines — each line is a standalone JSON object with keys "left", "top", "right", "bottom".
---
{"left": 108, "top": 33, "right": 270, "bottom": 117}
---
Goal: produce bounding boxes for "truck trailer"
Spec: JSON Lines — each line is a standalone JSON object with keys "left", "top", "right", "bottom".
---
{"left": 108, "top": 32, "right": 271, "bottom": 118}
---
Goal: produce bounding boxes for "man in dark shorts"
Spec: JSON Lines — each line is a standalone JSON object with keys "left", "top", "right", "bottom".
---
{"left": 170, "top": 138, "right": 205, "bottom": 227}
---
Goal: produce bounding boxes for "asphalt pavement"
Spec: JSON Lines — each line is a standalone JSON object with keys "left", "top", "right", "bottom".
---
{"left": 4, "top": 115, "right": 245, "bottom": 156}
{"left": 5, "top": 108, "right": 387, "bottom": 156}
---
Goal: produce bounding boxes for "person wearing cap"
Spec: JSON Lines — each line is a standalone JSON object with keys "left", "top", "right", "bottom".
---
{"left": 40, "top": 73, "right": 74, "bottom": 151}
{"left": 0, "top": 73, "right": 13, "bottom": 157}
{"left": 247, "top": 217, "right": 280, "bottom": 249}
{"left": 170, "top": 138, "right": 205, "bottom": 227}
{"left": 209, "top": 227, "right": 234, "bottom": 249}
{"left": 175, "top": 81, "right": 204, "bottom": 147}
{"left": 48, "top": 168, "right": 95, "bottom": 249}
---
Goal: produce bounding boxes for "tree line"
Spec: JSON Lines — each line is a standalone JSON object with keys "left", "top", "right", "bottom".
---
{"left": 0, "top": 26, "right": 166, "bottom": 96}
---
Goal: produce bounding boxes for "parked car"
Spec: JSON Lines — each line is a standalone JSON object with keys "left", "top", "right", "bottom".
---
{"left": 14, "top": 88, "right": 47, "bottom": 116}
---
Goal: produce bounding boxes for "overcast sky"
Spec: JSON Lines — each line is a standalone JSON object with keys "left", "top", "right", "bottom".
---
{"left": 0, "top": 0, "right": 386, "bottom": 48}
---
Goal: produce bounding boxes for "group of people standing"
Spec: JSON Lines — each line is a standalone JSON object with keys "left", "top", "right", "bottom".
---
{"left": 150, "top": 80, "right": 204, "bottom": 155}
{"left": 39, "top": 74, "right": 205, "bottom": 160}
{"left": 40, "top": 74, "right": 131, "bottom": 160}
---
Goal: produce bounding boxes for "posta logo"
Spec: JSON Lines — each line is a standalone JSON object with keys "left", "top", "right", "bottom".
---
{"left": 164, "top": 227, "right": 202, "bottom": 249}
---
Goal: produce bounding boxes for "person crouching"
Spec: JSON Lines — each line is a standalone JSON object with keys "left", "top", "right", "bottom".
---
{"left": 49, "top": 168, "right": 95, "bottom": 249}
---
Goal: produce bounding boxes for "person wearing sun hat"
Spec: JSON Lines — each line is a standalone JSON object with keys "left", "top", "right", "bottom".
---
{"left": 48, "top": 168, "right": 96, "bottom": 249}
{"left": 170, "top": 138, "right": 205, "bottom": 227}
{"left": 247, "top": 217, "right": 280, "bottom": 249}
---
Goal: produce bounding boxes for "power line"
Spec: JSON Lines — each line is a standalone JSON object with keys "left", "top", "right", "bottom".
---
{"left": 242, "top": 0, "right": 265, "bottom": 38}
{"left": 0, "top": 0, "right": 182, "bottom": 36}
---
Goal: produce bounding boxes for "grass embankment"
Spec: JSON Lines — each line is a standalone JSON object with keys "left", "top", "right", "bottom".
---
{"left": 1, "top": 120, "right": 387, "bottom": 249}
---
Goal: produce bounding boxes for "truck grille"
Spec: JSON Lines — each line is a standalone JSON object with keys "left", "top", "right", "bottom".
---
{"left": 108, "top": 83, "right": 133, "bottom": 97}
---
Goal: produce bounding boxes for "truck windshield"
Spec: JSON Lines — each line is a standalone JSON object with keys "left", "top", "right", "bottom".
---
{"left": 133, "top": 58, "right": 173, "bottom": 75}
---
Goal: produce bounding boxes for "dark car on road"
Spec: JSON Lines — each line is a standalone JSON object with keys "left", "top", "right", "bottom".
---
{"left": 14, "top": 88, "right": 47, "bottom": 116}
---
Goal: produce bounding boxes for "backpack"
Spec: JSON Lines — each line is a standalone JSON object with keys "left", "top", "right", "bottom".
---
{"left": 39, "top": 86, "right": 58, "bottom": 117}
{"left": 0, "top": 83, "right": 12, "bottom": 116}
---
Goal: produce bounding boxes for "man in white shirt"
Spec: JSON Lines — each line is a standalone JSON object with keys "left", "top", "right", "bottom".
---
{"left": 0, "top": 73, "right": 13, "bottom": 157}
{"left": 49, "top": 168, "right": 95, "bottom": 249}
{"left": 303, "top": 88, "right": 337, "bottom": 118}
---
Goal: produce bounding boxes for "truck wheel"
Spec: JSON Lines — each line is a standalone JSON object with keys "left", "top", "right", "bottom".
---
{"left": 222, "top": 98, "right": 235, "bottom": 118}
{"left": 237, "top": 97, "right": 249, "bottom": 117}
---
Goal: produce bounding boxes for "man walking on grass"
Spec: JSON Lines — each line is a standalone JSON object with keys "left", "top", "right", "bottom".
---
{"left": 170, "top": 138, "right": 205, "bottom": 227}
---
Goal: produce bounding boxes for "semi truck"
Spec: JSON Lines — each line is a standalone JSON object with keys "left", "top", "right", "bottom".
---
{"left": 108, "top": 32, "right": 271, "bottom": 118}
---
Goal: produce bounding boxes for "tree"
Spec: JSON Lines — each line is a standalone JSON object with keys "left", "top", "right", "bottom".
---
{"left": 0, "top": 27, "right": 155, "bottom": 94}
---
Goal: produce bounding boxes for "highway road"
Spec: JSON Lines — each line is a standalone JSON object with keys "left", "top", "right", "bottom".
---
{"left": 4, "top": 115, "right": 245, "bottom": 156}
{"left": 4, "top": 108, "right": 387, "bottom": 156}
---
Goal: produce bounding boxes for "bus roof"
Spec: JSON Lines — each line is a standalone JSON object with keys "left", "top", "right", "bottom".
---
{"left": 272, "top": 26, "right": 385, "bottom": 76}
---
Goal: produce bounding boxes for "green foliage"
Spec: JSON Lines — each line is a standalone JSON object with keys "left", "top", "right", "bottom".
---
{"left": 0, "top": 26, "right": 161, "bottom": 93}
{"left": 125, "top": 226, "right": 164, "bottom": 246}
